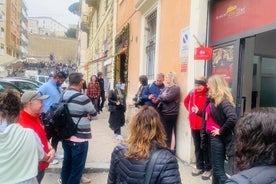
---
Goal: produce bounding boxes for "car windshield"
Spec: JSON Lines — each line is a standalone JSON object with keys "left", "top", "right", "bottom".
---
{"left": 0, "top": 82, "right": 22, "bottom": 96}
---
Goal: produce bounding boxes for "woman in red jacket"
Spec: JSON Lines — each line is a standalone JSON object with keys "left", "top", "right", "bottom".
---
{"left": 184, "top": 76, "right": 212, "bottom": 180}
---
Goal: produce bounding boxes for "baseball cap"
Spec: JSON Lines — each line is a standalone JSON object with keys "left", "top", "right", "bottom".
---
{"left": 21, "top": 91, "right": 49, "bottom": 104}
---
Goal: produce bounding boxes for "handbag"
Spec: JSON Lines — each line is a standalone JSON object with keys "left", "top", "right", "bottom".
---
{"left": 144, "top": 149, "right": 163, "bottom": 184}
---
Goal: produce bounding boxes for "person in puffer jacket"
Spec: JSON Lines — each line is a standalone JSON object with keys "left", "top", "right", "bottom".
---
{"left": 225, "top": 108, "right": 276, "bottom": 184}
{"left": 107, "top": 106, "right": 181, "bottom": 184}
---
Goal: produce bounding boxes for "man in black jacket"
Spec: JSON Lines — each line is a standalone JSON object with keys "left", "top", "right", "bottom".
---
{"left": 97, "top": 72, "right": 105, "bottom": 112}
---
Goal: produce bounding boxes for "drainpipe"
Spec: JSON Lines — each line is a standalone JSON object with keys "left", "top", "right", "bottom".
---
{"left": 111, "top": 0, "right": 117, "bottom": 88}
{"left": 205, "top": 0, "right": 212, "bottom": 77}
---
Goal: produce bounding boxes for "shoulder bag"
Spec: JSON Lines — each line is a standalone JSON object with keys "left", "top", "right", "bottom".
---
{"left": 144, "top": 149, "right": 163, "bottom": 184}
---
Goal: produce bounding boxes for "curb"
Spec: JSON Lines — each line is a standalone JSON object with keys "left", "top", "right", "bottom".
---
{"left": 46, "top": 162, "right": 110, "bottom": 173}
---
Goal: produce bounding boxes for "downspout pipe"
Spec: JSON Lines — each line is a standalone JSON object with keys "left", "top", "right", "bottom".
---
{"left": 205, "top": 0, "right": 212, "bottom": 77}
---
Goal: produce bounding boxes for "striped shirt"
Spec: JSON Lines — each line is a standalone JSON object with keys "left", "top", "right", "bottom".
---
{"left": 62, "top": 88, "right": 96, "bottom": 139}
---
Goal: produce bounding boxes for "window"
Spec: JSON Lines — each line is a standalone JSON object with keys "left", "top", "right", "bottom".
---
{"left": 105, "top": 0, "right": 109, "bottom": 11}
{"left": 0, "top": 28, "right": 4, "bottom": 38}
{"left": 0, "top": 44, "right": 4, "bottom": 55}
{"left": 96, "top": 11, "right": 99, "bottom": 28}
{"left": 145, "top": 11, "right": 157, "bottom": 80}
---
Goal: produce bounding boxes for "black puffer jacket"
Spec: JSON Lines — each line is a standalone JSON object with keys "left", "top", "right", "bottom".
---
{"left": 225, "top": 166, "right": 276, "bottom": 184}
{"left": 107, "top": 143, "right": 182, "bottom": 184}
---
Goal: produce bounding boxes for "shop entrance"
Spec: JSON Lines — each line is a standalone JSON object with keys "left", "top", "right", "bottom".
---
{"left": 115, "top": 53, "right": 128, "bottom": 90}
{"left": 240, "top": 30, "right": 276, "bottom": 115}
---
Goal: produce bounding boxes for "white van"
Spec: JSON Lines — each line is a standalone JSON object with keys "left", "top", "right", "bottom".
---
{"left": 29, "top": 75, "right": 49, "bottom": 83}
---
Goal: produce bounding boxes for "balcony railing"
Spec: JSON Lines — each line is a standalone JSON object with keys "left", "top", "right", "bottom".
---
{"left": 85, "top": 0, "right": 99, "bottom": 8}
{"left": 21, "top": 33, "right": 28, "bottom": 44}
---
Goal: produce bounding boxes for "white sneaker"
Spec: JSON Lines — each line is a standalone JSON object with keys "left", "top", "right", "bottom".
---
{"left": 50, "top": 159, "right": 59, "bottom": 165}
{"left": 57, "top": 178, "right": 62, "bottom": 184}
{"left": 116, "top": 135, "right": 123, "bottom": 141}
{"left": 81, "top": 175, "right": 91, "bottom": 183}
{"left": 55, "top": 153, "right": 64, "bottom": 159}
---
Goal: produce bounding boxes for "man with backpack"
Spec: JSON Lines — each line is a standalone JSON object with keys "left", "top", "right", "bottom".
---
{"left": 39, "top": 71, "right": 67, "bottom": 164}
{"left": 59, "top": 72, "right": 96, "bottom": 184}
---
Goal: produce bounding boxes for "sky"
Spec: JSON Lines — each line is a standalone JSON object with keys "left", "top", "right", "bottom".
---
{"left": 24, "top": 0, "right": 79, "bottom": 27}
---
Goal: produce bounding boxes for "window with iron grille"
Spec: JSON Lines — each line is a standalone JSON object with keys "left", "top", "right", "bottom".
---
{"left": 145, "top": 10, "right": 157, "bottom": 80}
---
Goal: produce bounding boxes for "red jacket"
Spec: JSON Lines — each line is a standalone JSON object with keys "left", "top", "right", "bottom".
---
{"left": 18, "top": 110, "right": 49, "bottom": 171}
{"left": 184, "top": 86, "right": 207, "bottom": 130}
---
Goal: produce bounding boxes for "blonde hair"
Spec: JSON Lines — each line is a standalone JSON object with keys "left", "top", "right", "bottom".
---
{"left": 208, "top": 75, "right": 235, "bottom": 107}
{"left": 125, "top": 106, "right": 167, "bottom": 160}
{"left": 167, "top": 72, "right": 177, "bottom": 85}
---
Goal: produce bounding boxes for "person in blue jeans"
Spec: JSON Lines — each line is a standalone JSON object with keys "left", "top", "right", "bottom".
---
{"left": 204, "top": 75, "right": 237, "bottom": 184}
{"left": 60, "top": 73, "right": 96, "bottom": 184}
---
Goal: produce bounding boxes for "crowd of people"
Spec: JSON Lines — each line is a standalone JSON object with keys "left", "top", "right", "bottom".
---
{"left": 22, "top": 60, "right": 78, "bottom": 76}
{"left": 0, "top": 70, "right": 275, "bottom": 184}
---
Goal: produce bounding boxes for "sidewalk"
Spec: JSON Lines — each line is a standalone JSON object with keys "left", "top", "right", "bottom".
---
{"left": 43, "top": 109, "right": 211, "bottom": 184}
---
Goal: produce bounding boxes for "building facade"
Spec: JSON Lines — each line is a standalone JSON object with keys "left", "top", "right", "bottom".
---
{"left": 20, "top": 0, "right": 28, "bottom": 58}
{"left": 0, "top": 0, "right": 6, "bottom": 57}
{"left": 78, "top": 0, "right": 114, "bottom": 84}
{"left": 117, "top": 0, "right": 209, "bottom": 163}
{"left": 77, "top": 0, "right": 214, "bottom": 163}
{"left": 79, "top": 0, "right": 276, "bottom": 164}
{"left": 28, "top": 17, "right": 67, "bottom": 37}
{"left": 207, "top": 0, "right": 276, "bottom": 115}
{"left": 6, "top": 0, "right": 21, "bottom": 59}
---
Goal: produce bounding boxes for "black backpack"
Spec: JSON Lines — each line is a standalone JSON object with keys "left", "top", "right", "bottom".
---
{"left": 43, "top": 92, "right": 83, "bottom": 140}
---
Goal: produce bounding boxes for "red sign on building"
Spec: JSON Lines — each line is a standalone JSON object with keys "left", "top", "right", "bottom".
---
{"left": 194, "top": 47, "right": 213, "bottom": 60}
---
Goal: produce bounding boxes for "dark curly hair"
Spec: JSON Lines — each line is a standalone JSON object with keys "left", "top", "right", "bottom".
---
{"left": 0, "top": 90, "right": 21, "bottom": 123}
{"left": 139, "top": 75, "right": 148, "bottom": 86}
{"left": 234, "top": 107, "right": 276, "bottom": 173}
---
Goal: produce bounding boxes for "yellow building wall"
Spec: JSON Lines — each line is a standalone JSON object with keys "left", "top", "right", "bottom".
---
{"left": 158, "top": 0, "right": 190, "bottom": 87}
{"left": 117, "top": 0, "right": 197, "bottom": 163}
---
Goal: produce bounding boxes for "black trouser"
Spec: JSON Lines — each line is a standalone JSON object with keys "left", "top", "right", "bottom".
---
{"left": 98, "top": 91, "right": 105, "bottom": 111}
{"left": 210, "top": 136, "right": 228, "bottom": 184}
{"left": 51, "top": 137, "right": 59, "bottom": 151}
{"left": 191, "top": 129, "right": 212, "bottom": 171}
{"left": 90, "top": 97, "right": 99, "bottom": 112}
{"left": 37, "top": 170, "right": 45, "bottom": 184}
{"left": 114, "top": 127, "right": 121, "bottom": 135}
{"left": 42, "top": 112, "right": 59, "bottom": 151}
{"left": 160, "top": 114, "right": 177, "bottom": 149}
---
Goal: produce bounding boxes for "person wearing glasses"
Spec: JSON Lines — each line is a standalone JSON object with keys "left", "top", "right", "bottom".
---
{"left": 18, "top": 90, "right": 55, "bottom": 183}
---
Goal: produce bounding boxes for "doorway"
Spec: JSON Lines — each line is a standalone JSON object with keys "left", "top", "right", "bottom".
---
{"left": 115, "top": 53, "right": 128, "bottom": 91}
{"left": 240, "top": 30, "right": 276, "bottom": 115}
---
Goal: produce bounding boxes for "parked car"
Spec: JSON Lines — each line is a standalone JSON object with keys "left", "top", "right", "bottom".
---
{"left": 8, "top": 77, "right": 43, "bottom": 87}
{"left": 0, "top": 80, "right": 24, "bottom": 96}
{"left": 0, "top": 78, "right": 40, "bottom": 92}
{"left": 29, "top": 75, "right": 49, "bottom": 83}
